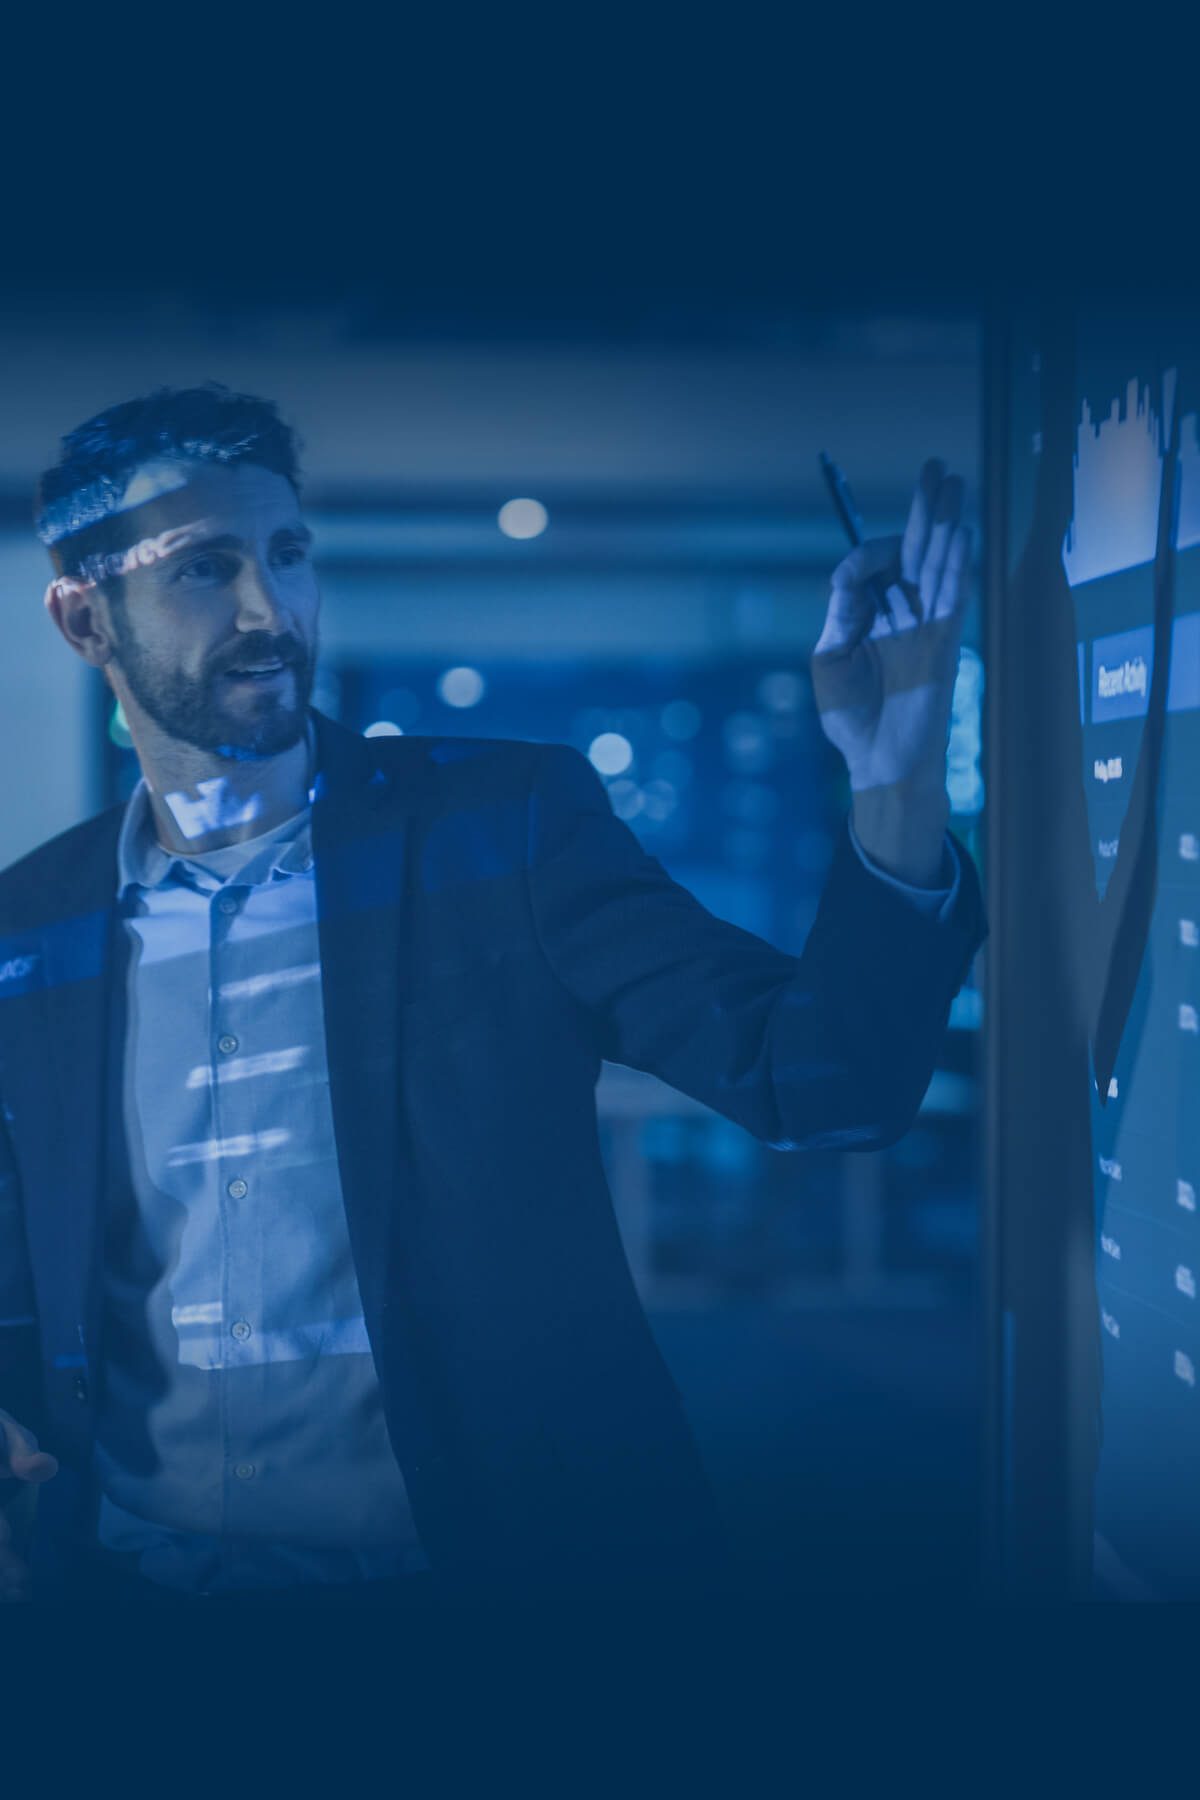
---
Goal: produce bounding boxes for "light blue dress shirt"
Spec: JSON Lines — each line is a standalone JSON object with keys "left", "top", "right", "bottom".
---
{"left": 90, "top": 776, "right": 429, "bottom": 1594}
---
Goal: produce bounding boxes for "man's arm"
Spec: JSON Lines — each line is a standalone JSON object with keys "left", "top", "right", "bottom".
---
{"left": 851, "top": 779, "right": 953, "bottom": 893}
{"left": 525, "top": 458, "right": 983, "bottom": 1148}
{"left": 524, "top": 744, "right": 986, "bottom": 1153}
{"left": 848, "top": 807, "right": 960, "bottom": 919}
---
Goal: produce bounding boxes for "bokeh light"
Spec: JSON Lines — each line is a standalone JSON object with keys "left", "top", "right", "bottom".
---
{"left": 437, "top": 666, "right": 487, "bottom": 709}
{"left": 640, "top": 780, "right": 678, "bottom": 822}
{"left": 756, "top": 670, "right": 805, "bottom": 713}
{"left": 607, "top": 778, "right": 643, "bottom": 819}
{"left": 721, "top": 711, "right": 772, "bottom": 773}
{"left": 588, "top": 732, "right": 634, "bottom": 776}
{"left": 498, "top": 498, "right": 549, "bottom": 540}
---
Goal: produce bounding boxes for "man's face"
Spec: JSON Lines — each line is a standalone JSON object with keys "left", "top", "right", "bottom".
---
{"left": 94, "top": 460, "right": 320, "bottom": 761}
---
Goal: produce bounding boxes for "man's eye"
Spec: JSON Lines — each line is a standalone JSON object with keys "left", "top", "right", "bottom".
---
{"left": 177, "top": 555, "right": 233, "bottom": 584}
{"left": 274, "top": 542, "right": 310, "bottom": 567}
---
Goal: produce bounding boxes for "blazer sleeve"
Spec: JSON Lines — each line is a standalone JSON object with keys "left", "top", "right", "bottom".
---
{"left": 525, "top": 743, "right": 988, "bottom": 1152}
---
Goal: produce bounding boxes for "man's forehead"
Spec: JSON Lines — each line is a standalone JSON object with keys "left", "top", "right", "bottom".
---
{"left": 117, "top": 459, "right": 302, "bottom": 538}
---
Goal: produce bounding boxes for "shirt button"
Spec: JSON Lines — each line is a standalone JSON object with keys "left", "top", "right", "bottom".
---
{"left": 218, "top": 895, "right": 239, "bottom": 915}
{"left": 231, "top": 1319, "right": 251, "bottom": 1341}
{"left": 227, "top": 1177, "right": 248, "bottom": 1199}
{"left": 218, "top": 1035, "right": 239, "bottom": 1056}
{"left": 234, "top": 1462, "right": 256, "bottom": 1480}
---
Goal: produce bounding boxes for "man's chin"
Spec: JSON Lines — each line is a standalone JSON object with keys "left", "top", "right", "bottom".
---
{"left": 208, "top": 698, "right": 309, "bottom": 761}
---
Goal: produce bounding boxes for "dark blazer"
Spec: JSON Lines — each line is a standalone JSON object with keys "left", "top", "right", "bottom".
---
{"left": 0, "top": 711, "right": 987, "bottom": 1598}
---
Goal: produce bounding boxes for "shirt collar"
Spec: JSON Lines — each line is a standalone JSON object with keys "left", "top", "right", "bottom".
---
{"left": 117, "top": 717, "right": 317, "bottom": 899}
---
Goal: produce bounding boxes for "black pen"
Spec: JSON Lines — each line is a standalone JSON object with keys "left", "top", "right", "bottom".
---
{"left": 819, "top": 451, "right": 895, "bottom": 627}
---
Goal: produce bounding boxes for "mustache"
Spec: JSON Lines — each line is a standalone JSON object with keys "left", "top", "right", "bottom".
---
{"left": 211, "top": 633, "right": 309, "bottom": 676}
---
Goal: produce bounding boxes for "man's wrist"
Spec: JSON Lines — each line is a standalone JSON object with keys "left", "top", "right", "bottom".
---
{"left": 850, "top": 777, "right": 951, "bottom": 890}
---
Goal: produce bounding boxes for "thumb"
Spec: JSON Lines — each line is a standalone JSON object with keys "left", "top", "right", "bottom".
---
{"left": 829, "top": 534, "right": 902, "bottom": 592}
{"left": 813, "top": 581, "right": 880, "bottom": 659}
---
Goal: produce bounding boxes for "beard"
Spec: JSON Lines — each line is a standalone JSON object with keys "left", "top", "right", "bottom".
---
{"left": 112, "top": 619, "right": 318, "bottom": 760}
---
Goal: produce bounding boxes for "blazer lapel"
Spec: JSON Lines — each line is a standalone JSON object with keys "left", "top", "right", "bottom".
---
{"left": 310, "top": 711, "right": 420, "bottom": 1358}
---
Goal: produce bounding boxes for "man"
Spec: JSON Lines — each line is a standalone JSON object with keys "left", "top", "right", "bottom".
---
{"left": 0, "top": 383, "right": 985, "bottom": 1609}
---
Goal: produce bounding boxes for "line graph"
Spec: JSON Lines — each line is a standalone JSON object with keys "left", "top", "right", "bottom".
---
{"left": 1062, "top": 367, "right": 1200, "bottom": 587}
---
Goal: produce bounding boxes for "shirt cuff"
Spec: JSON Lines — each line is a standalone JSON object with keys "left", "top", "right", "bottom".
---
{"left": 845, "top": 815, "right": 961, "bottom": 925}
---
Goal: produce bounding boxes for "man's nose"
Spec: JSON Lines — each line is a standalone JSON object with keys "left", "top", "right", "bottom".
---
{"left": 232, "top": 560, "right": 289, "bottom": 632}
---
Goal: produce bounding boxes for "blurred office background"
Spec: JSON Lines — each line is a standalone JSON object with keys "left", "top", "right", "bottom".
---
{"left": 0, "top": 293, "right": 984, "bottom": 1598}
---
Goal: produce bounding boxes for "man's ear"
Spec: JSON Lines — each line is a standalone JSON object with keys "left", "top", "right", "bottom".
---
{"left": 43, "top": 575, "right": 115, "bottom": 668}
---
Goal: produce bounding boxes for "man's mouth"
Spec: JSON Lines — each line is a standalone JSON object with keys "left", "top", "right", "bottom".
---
{"left": 223, "top": 660, "right": 290, "bottom": 683}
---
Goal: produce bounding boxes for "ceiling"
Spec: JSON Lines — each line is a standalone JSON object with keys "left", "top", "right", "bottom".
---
{"left": 0, "top": 296, "right": 980, "bottom": 518}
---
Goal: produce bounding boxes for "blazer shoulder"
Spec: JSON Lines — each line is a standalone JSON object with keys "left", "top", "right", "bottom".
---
{"left": 0, "top": 805, "right": 125, "bottom": 931}
{"left": 395, "top": 733, "right": 564, "bottom": 803}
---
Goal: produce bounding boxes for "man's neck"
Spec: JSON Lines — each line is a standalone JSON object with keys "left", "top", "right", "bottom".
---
{"left": 136, "top": 720, "right": 315, "bottom": 857}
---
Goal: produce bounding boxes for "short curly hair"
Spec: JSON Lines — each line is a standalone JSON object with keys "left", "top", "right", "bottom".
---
{"left": 35, "top": 382, "right": 303, "bottom": 580}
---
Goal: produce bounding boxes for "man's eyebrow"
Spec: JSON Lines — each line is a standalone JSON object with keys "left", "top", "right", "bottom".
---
{"left": 159, "top": 523, "right": 313, "bottom": 563}
{"left": 156, "top": 531, "right": 243, "bottom": 564}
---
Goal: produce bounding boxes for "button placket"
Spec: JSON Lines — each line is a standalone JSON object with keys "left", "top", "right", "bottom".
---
{"left": 209, "top": 884, "right": 247, "bottom": 1403}
{"left": 212, "top": 876, "right": 269, "bottom": 1527}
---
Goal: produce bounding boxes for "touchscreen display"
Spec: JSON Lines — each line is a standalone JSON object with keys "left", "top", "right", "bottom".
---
{"left": 1008, "top": 310, "right": 1200, "bottom": 1598}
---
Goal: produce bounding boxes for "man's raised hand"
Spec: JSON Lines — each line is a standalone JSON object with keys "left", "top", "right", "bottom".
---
{"left": 811, "top": 457, "right": 972, "bottom": 798}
